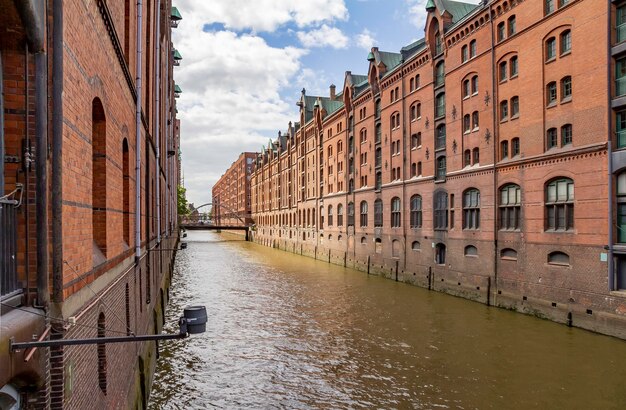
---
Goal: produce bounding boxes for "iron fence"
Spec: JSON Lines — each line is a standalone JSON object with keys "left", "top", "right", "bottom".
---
{"left": 1, "top": 198, "right": 19, "bottom": 299}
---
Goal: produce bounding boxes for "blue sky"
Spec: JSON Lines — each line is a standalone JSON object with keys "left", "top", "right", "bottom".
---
{"left": 171, "top": 0, "right": 478, "bottom": 206}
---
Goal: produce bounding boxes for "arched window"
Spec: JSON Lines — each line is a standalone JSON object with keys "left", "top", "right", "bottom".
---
{"left": 463, "top": 79, "right": 470, "bottom": 97}
{"left": 497, "top": 22, "right": 505, "bottom": 42}
{"left": 464, "top": 149, "right": 471, "bottom": 167}
{"left": 501, "top": 248, "right": 518, "bottom": 260}
{"left": 561, "top": 76, "right": 572, "bottom": 100}
{"left": 374, "top": 199, "right": 383, "bottom": 227}
{"left": 435, "top": 92, "right": 446, "bottom": 117}
{"left": 328, "top": 145, "right": 333, "bottom": 157}
{"left": 361, "top": 236, "right": 367, "bottom": 244}
{"left": 547, "top": 81, "right": 557, "bottom": 105}
{"left": 461, "top": 45, "right": 468, "bottom": 62}
{"left": 463, "top": 114, "right": 471, "bottom": 133}
{"left": 360, "top": 128, "right": 367, "bottom": 143}
{"left": 617, "top": 172, "right": 626, "bottom": 243}
{"left": 464, "top": 245, "right": 478, "bottom": 256}
{"left": 411, "top": 241, "right": 421, "bottom": 251}
{"left": 546, "top": 37, "right": 557, "bottom": 60}
{"left": 471, "top": 75, "right": 478, "bottom": 94}
{"left": 463, "top": 188, "right": 480, "bottom": 229}
{"left": 436, "top": 124, "right": 446, "bottom": 149}
{"left": 472, "top": 111, "right": 479, "bottom": 129}
{"left": 391, "top": 197, "right": 401, "bottom": 227}
{"left": 500, "top": 184, "right": 521, "bottom": 230}
{"left": 500, "top": 100, "right": 508, "bottom": 120}
{"left": 508, "top": 15, "right": 516, "bottom": 36}
{"left": 375, "top": 99, "right": 381, "bottom": 118}
{"left": 337, "top": 204, "right": 344, "bottom": 226}
{"left": 411, "top": 132, "right": 421, "bottom": 149}
{"left": 92, "top": 98, "right": 107, "bottom": 261}
{"left": 561, "top": 124, "right": 572, "bottom": 145}
{"left": 510, "top": 96, "right": 519, "bottom": 117}
{"left": 375, "top": 171, "right": 382, "bottom": 190}
{"left": 470, "top": 40, "right": 477, "bottom": 57}
{"left": 360, "top": 201, "right": 368, "bottom": 227}
{"left": 347, "top": 202, "right": 355, "bottom": 226}
{"left": 98, "top": 312, "right": 107, "bottom": 394}
{"left": 547, "top": 128, "right": 558, "bottom": 149}
{"left": 435, "top": 61, "right": 445, "bottom": 86}
{"left": 328, "top": 205, "right": 333, "bottom": 226}
{"left": 410, "top": 195, "right": 422, "bottom": 228}
{"left": 435, "top": 243, "right": 446, "bottom": 264}
{"left": 499, "top": 61, "right": 507, "bottom": 81}
{"left": 434, "top": 190, "right": 448, "bottom": 230}
{"left": 319, "top": 206, "right": 324, "bottom": 229}
{"left": 510, "top": 55, "right": 518, "bottom": 77}
{"left": 375, "top": 237, "right": 382, "bottom": 254}
{"left": 546, "top": 178, "right": 574, "bottom": 230}
{"left": 337, "top": 140, "right": 343, "bottom": 153}
{"left": 548, "top": 251, "right": 570, "bottom": 266}
{"left": 392, "top": 240, "right": 401, "bottom": 258}
{"left": 436, "top": 156, "right": 446, "bottom": 180}
{"left": 560, "top": 29, "right": 571, "bottom": 54}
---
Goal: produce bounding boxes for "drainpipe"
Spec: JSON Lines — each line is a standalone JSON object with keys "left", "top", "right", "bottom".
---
{"left": 51, "top": 0, "right": 63, "bottom": 304}
{"left": 155, "top": 0, "right": 161, "bottom": 243}
{"left": 400, "top": 60, "right": 407, "bottom": 272}
{"left": 608, "top": 0, "right": 614, "bottom": 291}
{"left": 489, "top": 2, "right": 498, "bottom": 306}
{"left": 36, "top": 47, "right": 49, "bottom": 308}
{"left": 165, "top": 52, "right": 170, "bottom": 237}
{"left": 135, "top": 0, "right": 144, "bottom": 261}
{"left": 1, "top": 50, "right": 4, "bottom": 194}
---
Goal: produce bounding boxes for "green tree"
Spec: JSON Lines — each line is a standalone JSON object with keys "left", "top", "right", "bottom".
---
{"left": 177, "top": 185, "right": 189, "bottom": 215}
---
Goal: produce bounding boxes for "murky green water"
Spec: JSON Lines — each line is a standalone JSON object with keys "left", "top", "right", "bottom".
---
{"left": 149, "top": 231, "right": 626, "bottom": 409}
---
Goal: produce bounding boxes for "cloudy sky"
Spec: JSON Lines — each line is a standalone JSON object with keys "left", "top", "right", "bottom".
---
{"left": 171, "top": 0, "right": 479, "bottom": 206}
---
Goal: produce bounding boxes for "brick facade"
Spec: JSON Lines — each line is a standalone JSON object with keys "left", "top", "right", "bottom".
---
{"left": 1, "top": 0, "right": 181, "bottom": 407}
{"left": 246, "top": 0, "right": 626, "bottom": 339}
{"left": 212, "top": 152, "right": 256, "bottom": 226}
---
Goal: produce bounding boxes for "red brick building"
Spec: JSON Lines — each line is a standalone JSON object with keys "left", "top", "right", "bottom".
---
{"left": 249, "top": 0, "right": 626, "bottom": 339}
{"left": 1, "top": 0, "right": 182, "bottom": 407}
{"left": 212, "top": 152, "right": 256, "bottom": 226}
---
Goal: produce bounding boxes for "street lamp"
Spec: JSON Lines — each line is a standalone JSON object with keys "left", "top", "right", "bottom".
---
{"left": 10, "top": 306, "right": 207, "bottom": 351}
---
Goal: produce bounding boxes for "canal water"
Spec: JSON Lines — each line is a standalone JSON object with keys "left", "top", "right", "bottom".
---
{"left": 149, "top": 231, "right": 626, "bottom": 409}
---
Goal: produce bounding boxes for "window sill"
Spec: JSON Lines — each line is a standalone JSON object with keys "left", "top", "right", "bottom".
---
{"left": 560, "top": 50, "right": 571, "bottom": 58}
{"left": 501, "top": 256, "right": 518, "bottom": 261}
{"left": 510, "top": 74, "right": 518, "bottom": 80}
{"left": 500, "top": 118, "right": 508, "bottom": 123}
{"left": 510, "top": 114, "right": 519, "bottom": 121}
{"left": 463, "top": 95, "right": 470, "bottom": 100}
{"left": 561, "top": 97, "right": 572, "bottom": 105}
{"left": 546, "top": 102, "right": 557, "bottom": 109}
{"left": 544, "top": 228, "right": 575, "bottom": 233}
{"left": 545, "top": 57, "right": 556, "bottom": 64}
{"left": 473, "top": 127, "right": 480, "bottom": 132}
{"left": 499, "top": 79, "right": 508, "bottom": 84}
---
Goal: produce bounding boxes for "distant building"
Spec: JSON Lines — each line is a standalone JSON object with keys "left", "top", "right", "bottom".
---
{"left": 212, "top": 152, "right": 256, "bottom": 226}
{"left": 245, "top": 0, "right": 626, "bottom": 339}
{"left": 1, "top": 0, "right": 182, "bottom": 407}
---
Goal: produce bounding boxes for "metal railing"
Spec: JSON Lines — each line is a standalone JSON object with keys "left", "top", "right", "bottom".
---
{"left": 1, "top": 198, "right": 19, "bottom": 299}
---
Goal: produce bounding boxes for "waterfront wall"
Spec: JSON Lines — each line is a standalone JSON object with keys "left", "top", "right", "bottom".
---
{"left": 252, "top": 232, "right": 626, "bottom": 340}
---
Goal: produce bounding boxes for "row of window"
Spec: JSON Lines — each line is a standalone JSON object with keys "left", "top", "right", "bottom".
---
{"left": 322, "top": 178, "right": 574, "bottom": 232}
{"left": 496, "top": 15, "right": 516, "bottom": 42}
{"left": 499, "top": 96, "right": 520, "bottom": 121}
{"left": 545, "top": 0, "right": 570, "bottom": 16}
{"left": 261, "top": 177, "right": 576, "bottom": 233}
{"left": 499, "top": 56, "right": 518, "bottom": 82}
{"left": 547, "top": 76, "right": 572, "bottom": 105}
{"left": 545, "top": 29, "right": 571, "bottom": 61}
{"left": 463, "top": 112, "right": 479, "bottom": 133}
{"left": 547, "top": 124, "right": 573, "bottom": 149}
{"left": 461, "top": 40, "right": 477, "bottom": 63}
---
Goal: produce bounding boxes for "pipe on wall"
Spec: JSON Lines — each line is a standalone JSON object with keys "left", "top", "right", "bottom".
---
{"left": 35, "top": 47, "right": 49, "bottom": 307}
{"left": 1, "top": 50, "right": 4, "bottom": 195}
{"left": 155, "top": 0, "right": 161, "bottom": 243}
{"left": 51, "top": 0, "right": 63, "bottom": 304}
{"left": 608, "top": 0, "right": 615, "bottom": 291}
{"left": 135, "top": 0, "right": 144, "bottom": 261}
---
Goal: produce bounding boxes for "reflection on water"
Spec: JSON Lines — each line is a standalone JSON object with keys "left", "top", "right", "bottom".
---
{"left": 149, "top": 231, "right": 626, "bottom": 409}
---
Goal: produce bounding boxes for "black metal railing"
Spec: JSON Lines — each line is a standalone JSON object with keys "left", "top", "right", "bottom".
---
{"left": 1, "top": 198, "right": 19, "bottom": 299}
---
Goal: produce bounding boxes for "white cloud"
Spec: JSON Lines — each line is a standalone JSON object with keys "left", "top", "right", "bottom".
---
{"left": 297, "top": 24, "right": 349, "bottom": 49}
{"left": 172, "top": 6, "right": 311, "bottom": 204}
{"left": 355, "top": 29, "right": 376, "bottom": 50}
{"left": 175, "top": 0, "right": 348, "bottom": 32}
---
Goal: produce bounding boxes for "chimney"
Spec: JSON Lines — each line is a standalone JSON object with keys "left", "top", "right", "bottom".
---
{"left": 329, "top": 84, "right": 336, "bottom": 101}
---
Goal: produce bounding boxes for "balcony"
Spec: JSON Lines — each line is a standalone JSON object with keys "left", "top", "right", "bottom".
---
{"left": 1, "top": 199, "right": 20, "bottom": 302}
{"left": 619, "top": 22, "right": 626, "bottom": 44}
{"left": 617, "top": 76, "right": 626, "bottom": 98}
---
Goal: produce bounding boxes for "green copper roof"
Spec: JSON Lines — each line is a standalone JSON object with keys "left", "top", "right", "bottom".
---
{"left": 367, "top": 51, "right": 375, "bottom": 61}
{"left": 174, "top": 84, "right": 182, "bottom": 93}
{"left": 173, "top": 49, "right": 182, "bottom": 60}
{"left": 378, "top": 51, "right": 403, "bottom": 71}
{"left": 320, "top": 98, "right": 344, "bottom": 116}
{"left": 352, "top": 74, "right": 368, "bottom": 86}
{"left": 171, "top": 6, "right": 182, "bottom": 20}
{"left": 425, "top": 0, "right": 436, "bottom": 11}
{"left": 441, "top": 0, "right": 478, "bottom": 24}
